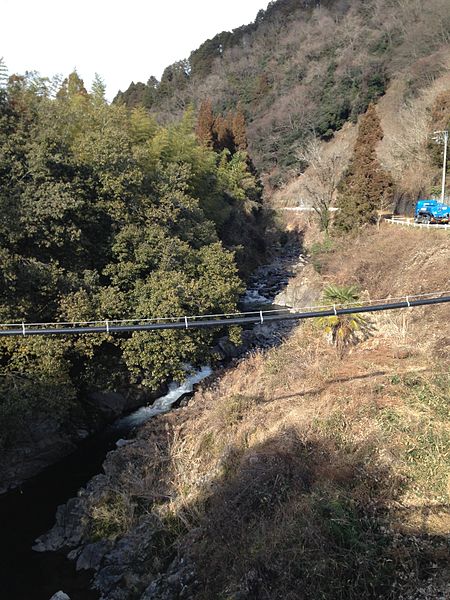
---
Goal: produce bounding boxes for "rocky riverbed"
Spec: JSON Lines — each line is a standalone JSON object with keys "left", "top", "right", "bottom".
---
{"left": 0, "top": 233, "right": 306, "bottom": 497}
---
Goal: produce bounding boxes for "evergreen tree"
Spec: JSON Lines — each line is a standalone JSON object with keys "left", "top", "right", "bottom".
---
{"left": 56, "top": 70, "right": 88, "bottom": 100}
{"left": 335, "top": 104, "right": 393, "bottom": 232}
{"left": 143, "top": 76, "right": 158, "bottom": 109}
{"left": 91, "top": 73, "right": 107, "bottom": 103}
{"left": 157, "top": 61, "right": 189, "bottom": 99}
{"left": 114, "top": 82, "right": 147, "bottom": 108}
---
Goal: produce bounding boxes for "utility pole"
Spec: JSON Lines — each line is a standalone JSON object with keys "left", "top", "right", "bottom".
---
{"left": 432, "top": 130, "right": 449, "bottom": 203}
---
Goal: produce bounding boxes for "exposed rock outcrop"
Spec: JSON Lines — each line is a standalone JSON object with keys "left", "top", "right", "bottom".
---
{"left": 274, "top": 264, "right": 322, "bottom": 309}
{"left": 0, "top": 416, "right": 79, "bottom": 495}
{"left": 49, "top": 592, "right": 71, "bottom": 600}
{"left": 0, "top": 383, "right": 168, "bottom": 495}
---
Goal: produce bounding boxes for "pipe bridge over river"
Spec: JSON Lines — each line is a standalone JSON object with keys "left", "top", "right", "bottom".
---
{"left": 1, "top": 292, "right": 449, "bottom": 338}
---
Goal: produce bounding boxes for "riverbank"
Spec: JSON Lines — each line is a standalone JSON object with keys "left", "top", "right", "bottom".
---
{"left": 0, "top": 226, "right": 304, "bottom": 497}
{"left": 0, "top": 384, "right": 170, "bottom": 496}
{"left": 35, "top": 223, "right": 449, "bottom": 600}
{"left": 0, "top": 226, "right": 306, "bottom": 599}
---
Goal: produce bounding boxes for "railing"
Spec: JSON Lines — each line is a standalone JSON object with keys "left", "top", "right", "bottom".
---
{"left": 386, "top": 217, "right": 450, "bottom": 230}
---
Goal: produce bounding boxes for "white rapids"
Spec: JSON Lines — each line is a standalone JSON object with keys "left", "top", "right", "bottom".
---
{"left": 114, "top": 366, "right": 213, "bottom": 431}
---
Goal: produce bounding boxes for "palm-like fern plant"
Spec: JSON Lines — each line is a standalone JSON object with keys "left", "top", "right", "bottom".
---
{"left": 317, "top": 285, "right": 372, "bottom": 357}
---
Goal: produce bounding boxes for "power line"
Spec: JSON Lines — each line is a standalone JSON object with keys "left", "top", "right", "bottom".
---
{"left": 0, "top": 294, "right": 449, "bottom": 338}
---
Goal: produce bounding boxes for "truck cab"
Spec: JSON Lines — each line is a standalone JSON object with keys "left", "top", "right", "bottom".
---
{"left": 415, "top": 199, "right": 450, "bottom": 224}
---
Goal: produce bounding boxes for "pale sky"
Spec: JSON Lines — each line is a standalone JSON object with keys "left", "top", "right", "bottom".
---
{"left": 1, "top": 0, "right": 270, "bottom": 100}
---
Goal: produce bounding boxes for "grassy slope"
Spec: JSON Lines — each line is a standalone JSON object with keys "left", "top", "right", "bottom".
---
{"left": 88, "top": 224, "right": 450, "bottom": 599}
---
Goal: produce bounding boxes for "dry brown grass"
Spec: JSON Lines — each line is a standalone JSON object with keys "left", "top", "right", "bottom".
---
{"left": 88, "top": 323, "right": 448, "bottom": 597}
{"left": 137, "top": 321, "right": 448, "bottom": 599}
{"left": 322, "top": 225, "right": 450, "bottom": 297}
{"left": 84, "top": 225, "right": 449, "bottom": 599}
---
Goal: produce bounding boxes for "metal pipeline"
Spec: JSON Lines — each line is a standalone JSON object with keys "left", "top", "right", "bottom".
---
{"left": 0, "top": 296, "right": 449, "bottom": 337}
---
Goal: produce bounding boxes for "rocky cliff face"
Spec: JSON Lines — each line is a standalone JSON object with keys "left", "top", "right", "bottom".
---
{"left": 0, "top": 387, "right": 164, "bottom": 495}
{"left": 33, "top": 413, "right": 198, "bottom": 600}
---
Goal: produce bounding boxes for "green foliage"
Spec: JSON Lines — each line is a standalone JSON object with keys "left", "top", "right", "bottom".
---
{"left": 114, "top": 81, "right": 148, "bottom": 109}
{"left": 217, "top": 394, "right": 257, "bottom": 427}
{"left": 317, "top": 285, "right": 372, "bottom": 356}
{"left": 90, "top": 73, "right": 107, "bottom": 103}
{"left": 335, "top": 104, "right": 394, "bottom": 232}
{"left": 89, "top": 491, "right": 134, "bottom": 541}
{"left": 309, "top": 237, "right": 334, "bottom": 273}
{"left": 0, "top": 68, "right": 262, "bottom": 441}
{"left": 157, "top": 61, "right": 190, "bottom": 99}
{"left": 0, "top": 336, "right": 77, "bottom": 447}
{"left": 378, "top": 374, "right": 450, "bottom": 501}
{"left": 217, "top": 150, "right": 260, "bottom": 207}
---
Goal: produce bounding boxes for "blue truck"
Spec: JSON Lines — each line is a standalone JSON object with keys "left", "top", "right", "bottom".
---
{"left": 415, "top": 199, "right": 450, "bottom": 224}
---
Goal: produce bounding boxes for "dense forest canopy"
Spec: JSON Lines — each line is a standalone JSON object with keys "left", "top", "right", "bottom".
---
{"left": 115, "top": 0, "right": 450, "bottom": 186}
{"left": 0, "top": 68, "right": 265, "bottom": 446}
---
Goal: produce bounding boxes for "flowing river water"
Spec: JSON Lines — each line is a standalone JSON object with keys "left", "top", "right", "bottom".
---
{"left": 0, "top": 237, "right": 303, "bottom": 600}
{"left": 0, "top": 368, "right": 214, "bottom": 600}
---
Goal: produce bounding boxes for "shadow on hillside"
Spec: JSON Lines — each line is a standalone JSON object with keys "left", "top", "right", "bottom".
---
{"left": 167, "top": 426, "right": 449, "bottom": 600}
{"left": 270, "top": 370, "right": 388, "bottom": 401}
{"left": 244, "top": 225, "right": 305, "bottom": 305}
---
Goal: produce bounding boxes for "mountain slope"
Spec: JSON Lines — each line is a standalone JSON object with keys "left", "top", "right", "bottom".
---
{"left": 272, "top": 46, "right": 450, "bottom": 211}
{"left": 116, "top": 0, "right": 450, "bottom": 187}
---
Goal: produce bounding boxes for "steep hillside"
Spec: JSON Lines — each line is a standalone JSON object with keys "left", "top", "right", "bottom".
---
{"left": 116, "top": 0, "right": 450, "bottom": 187}
{"left": 38, "top": 223, "right": 450, "bottom": 600}
{"left": 273, "top": 46, "right": 450, "bottom": 211}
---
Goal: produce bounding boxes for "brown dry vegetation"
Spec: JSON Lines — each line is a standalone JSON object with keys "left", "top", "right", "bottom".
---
{"left": 119, "top": 0, "right": 450, "bottom": 189}
{"left": 272, "top": 47, "right": 450, "bottom": 210}
{"left": 83, "top": 224, "right": 449, "bottom": 600}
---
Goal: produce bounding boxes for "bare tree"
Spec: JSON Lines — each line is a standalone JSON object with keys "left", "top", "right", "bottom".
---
{"left": 297, "top": 138, "right": 346, "bottom": 233}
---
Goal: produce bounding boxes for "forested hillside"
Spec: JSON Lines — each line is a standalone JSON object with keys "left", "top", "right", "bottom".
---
{"left": 116, "top": 0, "right": 450, "bottom": 186}
{"left": 0, "top": 70, "right": 265, "bottom": 450}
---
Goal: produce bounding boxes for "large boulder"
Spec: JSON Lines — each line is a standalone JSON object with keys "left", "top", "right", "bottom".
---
{"left": 86, "top": 391, "right": 128, "bottom": 420}
{"left": 33, "top": 495, "right": 88, "bottom": 552}
{"left": 0, "top": 416, "right": 78, "bottom": 494}
{"left": 274, "top": 264, "right": 322, "bottom": 309}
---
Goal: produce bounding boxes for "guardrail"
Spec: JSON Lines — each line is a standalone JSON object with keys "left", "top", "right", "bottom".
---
{"left": 386, "top": 217, "right": 450, "bottom": 230}
{"left": 277, "top": 207, "right": 339, "bottom": 212}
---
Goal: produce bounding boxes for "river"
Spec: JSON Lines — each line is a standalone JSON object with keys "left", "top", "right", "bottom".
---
{"left": 0, "top": 367, "right": 216, "bottom": 600}
{"left": 0, "top": 235, "right": 303, "bottom": 600}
